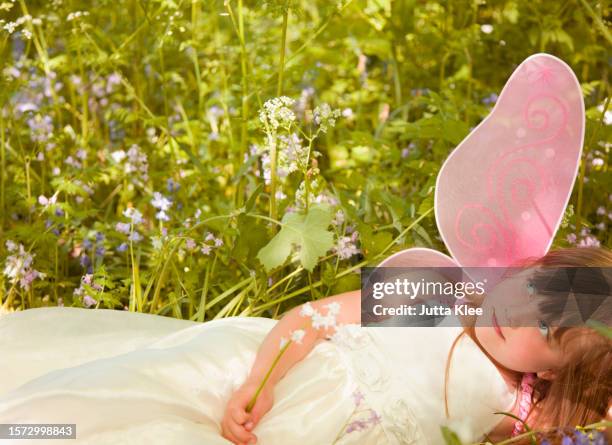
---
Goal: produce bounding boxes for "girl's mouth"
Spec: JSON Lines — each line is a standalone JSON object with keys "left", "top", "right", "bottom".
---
{"left": 492, "top": 309, "right": 506, "bottom": 341}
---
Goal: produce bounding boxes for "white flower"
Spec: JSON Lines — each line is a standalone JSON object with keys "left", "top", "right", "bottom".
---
{"left": 299, "top": 302, "right": 315, "bottom": 317}
{"left": 151, "top": 236, "right": 163, "bottom": 250}
{"left": 329, "top": 324, "right": 370, "bottom": 349}
{"left": 151, "top": 192, "right": 172, "bottom": 211}
{"left": 480, "top": 24, "right": 494, "bottom": 34}
{"left": 313, "top": 103, "right": 341, "bottom": 133}
{"left": 155, "top": 210, "right": 170, "bottom": 222}
{"left": 259, "top": 96, "right": 296, "bottom": 130}
{"left": 38, "top": 193, "right": 57, "bottom": 207}
{"left": 332, "top": 209, "right": 345, "bottom": 226}
{"left": 279, "top": 336, "right": 288, "bottom": 349}
{"left": 311, "top": 312, "right": 337, "bottom": 330}
{"left": 334, "top": 235, "right": 360, "bottom": 259}
{"left": 290, "top": 329, "right": 306, "bottom": 344}
{"left": 596, "top": 103, "right": 612, "bottom": 125}
{"left": 111, "top": 150, "right": 126, "bottom": 163}
{"left": 123, "top": 207, "right": 143, "bottom": 225}
{"left": 324, "top": 302, "right": 342, "bottom": 316}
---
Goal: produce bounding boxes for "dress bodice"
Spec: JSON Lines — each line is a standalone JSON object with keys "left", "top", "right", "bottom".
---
{"left": 328, "top": 319, "right": 518, "bottom": 445}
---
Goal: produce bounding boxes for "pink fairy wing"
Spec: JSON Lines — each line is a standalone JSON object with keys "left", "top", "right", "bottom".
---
{"left": 374, "top": 54, "right": 584, "bottom": 289}
{"left": 376, "top": 247, "right": 460, "bottom": 268}
{"left": 435, "top": 53, "right": 584, "bottom": 272}
{"left": 375, "top": 247, "right": 466, "bottom": 309}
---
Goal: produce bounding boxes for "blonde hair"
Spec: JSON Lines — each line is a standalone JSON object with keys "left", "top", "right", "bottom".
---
{"left": 443, "top": 246, "right": 612, "bottom": 442}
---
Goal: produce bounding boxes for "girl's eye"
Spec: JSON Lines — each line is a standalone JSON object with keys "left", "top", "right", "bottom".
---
{"left": 538, "top": 319, "right": 550, "bottom": 340}
{"left": 526, "top": 281, "right": 536, "bottom": 296}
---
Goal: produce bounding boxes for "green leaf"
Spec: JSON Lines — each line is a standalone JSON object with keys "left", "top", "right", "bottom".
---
{"left": 256, "top": 204, "right": 335, "bottom": 272}
{"left": 439, "top": 426, "right": 464, "bottom": 445}
{"left": 493, "top": 411, "right": 536, "bottom": 445}
{"left": 411, "top": 222, "right": 433, "bottom": 248}
{"left": 586, "top": 319, "right": 612, "bottom": 339}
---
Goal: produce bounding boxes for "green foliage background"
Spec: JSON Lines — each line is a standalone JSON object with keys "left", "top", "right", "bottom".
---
{"left": 0, "top": 0, "right": 610, "bottom": 321}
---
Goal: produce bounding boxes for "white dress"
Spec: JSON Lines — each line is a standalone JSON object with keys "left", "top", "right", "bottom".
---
{"left": 0, "top": 307, "right": 517, "bottom": 444}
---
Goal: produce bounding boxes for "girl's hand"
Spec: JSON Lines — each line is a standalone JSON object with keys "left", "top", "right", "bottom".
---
{"left": 221, "top": 381, "right": 274, "bottom": 445}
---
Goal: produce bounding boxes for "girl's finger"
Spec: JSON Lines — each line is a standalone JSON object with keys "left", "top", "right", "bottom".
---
{"left": 228, "top": 420, "right": 256, "bottom": 444}
{"left": 221, "top": 422, "right": 238, "bottom": 445}
{"left": 230, "top": 406, "right": 249, "bottom": 425}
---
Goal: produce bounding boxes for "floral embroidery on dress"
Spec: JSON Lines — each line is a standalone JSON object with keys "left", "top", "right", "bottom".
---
{"left": 330, "top": 325, "right": 391, "bottom": 394}
{"left": 332, "top": 387, "right": 383, "bottom": 444}
{"left": 382, "top": 397, "right": 424, "bottom": 445}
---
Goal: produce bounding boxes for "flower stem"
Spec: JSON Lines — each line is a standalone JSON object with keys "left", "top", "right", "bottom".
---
{"left": 245, "top": 338, "right": 292, "bottom": 413}
{"left": 276, "top": 1, "right": 289, "bottom": 97}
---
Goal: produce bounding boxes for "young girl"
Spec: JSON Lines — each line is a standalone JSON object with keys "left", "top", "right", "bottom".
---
{"left": 218, "top": 245, "right": 611, "bottom": 445}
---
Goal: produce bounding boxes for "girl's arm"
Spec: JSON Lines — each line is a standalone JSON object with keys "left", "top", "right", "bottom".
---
{"left": 244, "top": 288, "right": 361, "bottom": 388}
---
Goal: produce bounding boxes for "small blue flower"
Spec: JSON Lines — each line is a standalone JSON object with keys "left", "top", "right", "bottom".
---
{"left": 80, "top": 254, "right": 91, "bottom": 268}
{"left": 83, "top": 239, "right": 93, "bottom": 249}
{"left": 573, "top": 430, "right": 589, "bottom": 445}
{"left": 481, "top": 92, "right": 498, "bottom": 105}
{"left": 561, "top": 435, "right": 574, "bottom": 445}
{"left": 117, "top": 243, "right": 128, "bottom": 252}
{"left": 166, "top": 178, "right": 180, "bottom": 193}
{"left": 128, "top": 231, "right": 143, "bottom": 242}
{"left": 95, "top": 246, "right": 105, "bottom": 257}
{"left": 55, "top": 207, "right": 64, "bottom": 217}
{"left": 592, "top": 431, "right": 606, "bottom": 445}
{"left": 95, "top": 232, "right": 105, "bottom": 243}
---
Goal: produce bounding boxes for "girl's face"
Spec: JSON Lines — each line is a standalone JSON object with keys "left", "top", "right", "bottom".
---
{"left": 474, "top": 267, "right": 568, "bottom": 375}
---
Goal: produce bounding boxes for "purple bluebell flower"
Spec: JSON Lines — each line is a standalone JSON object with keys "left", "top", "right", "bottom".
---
{"left": 83, "top": 295, "right": 97, "bottom": 308}
{"left": 561, "top": 435, "right": 574, "bottom": 445}
{"left": 117, "top": 243, "right": 128, "bottom": 252}
{"left": 122, "top": 207, "right": 143, "bottom": 225}
{"left": 115, "top": 222, "right": 131, "bottom": 235}
{"left": 482, "top": 93, "right": 499, "bottom": 105}
{"left": 128, "top": 231, "right": 143, "bottom": 242}
{"left": 167, "top": 178, "right": 180, "bottom": 193}
{"left": 95, "top": 246, "right": 105, "bottom": 257}
{"left": 573, "top": 431, "right": 589, "bottom": 445}
{"left": 155, "top": 210, "right": 170, "bottom": 222}
{"left": 83, "top": 239, "right": 93, "bottom": 249}
{"left": 592, "top": 431, "right": 606, "bottom": 445}
{"left": 80, "top": 254, "right": 91, "bottom": 268}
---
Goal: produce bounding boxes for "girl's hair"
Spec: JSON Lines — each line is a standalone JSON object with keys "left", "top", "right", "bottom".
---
{"left": 443, "top": 246, "right": 612, "bottom": 443}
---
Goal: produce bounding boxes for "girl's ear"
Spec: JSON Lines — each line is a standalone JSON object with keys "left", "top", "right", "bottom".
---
{"left": 536, "top": 368, "right": 557, "bottom": 381}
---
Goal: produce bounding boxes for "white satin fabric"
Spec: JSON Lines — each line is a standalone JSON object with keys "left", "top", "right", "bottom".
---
{"left": 0, "top": 307, "right": 517, "bottom": 444}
